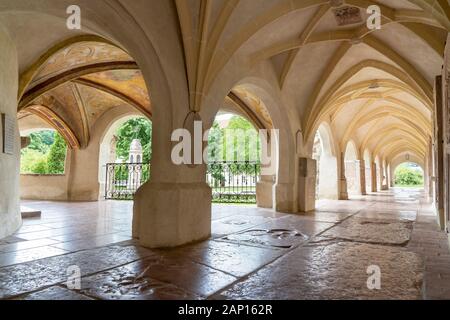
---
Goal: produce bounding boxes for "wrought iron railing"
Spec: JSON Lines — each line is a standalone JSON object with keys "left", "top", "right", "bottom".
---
{"left": 207, "top": 161, "right": 260, "bottom": 204}
{"left": 105, "top": 161, "right": 261, "bottom": 203}
{"left": 105, "top": 163, "right": 150, "bottom": 200}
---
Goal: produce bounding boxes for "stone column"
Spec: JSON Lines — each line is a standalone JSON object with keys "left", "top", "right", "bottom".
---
{"left": 359, "top": 159, "right": 367, "bottom": 195}
{"left": 389, "top": 164, "right": 395, "bottom": 188}
{"left": 256, "top": 174, "right": 275, "bottom": 208}
{"left": 297, "top": 158, "right": 316, "bottom": 212}
{"left": 381, "top": 163, "right": 388, "bottom": 190}
{"left": 133, "top": 111, "right": 211, "bottom": 248}
{"left": 0, "top": 27, "right": 21, "bottom": 239}
{"left": 428, "top": 139, "right": 435, "bottom": 198}
{"left": 371, "top": 162, "right": 378, "bottom": 192}
{"left": 434, "top": 76, "right": 445, "bottom": 230}
{"left": 339, "top": 152, "right": 349, "bottom": 200}
{"left": 256, "top": 133, "right": 275, "bottom": 208}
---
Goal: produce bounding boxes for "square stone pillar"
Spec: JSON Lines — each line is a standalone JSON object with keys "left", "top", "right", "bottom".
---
{"left": 298, "top": 158, "right": 316, "bottom": 212}
{"left": 339, "top": 152, "right": 348, "bottom": 200}
{"left": 133, "top": 181, "right": 211, "bottom": 248}
{"left": 434, "top": 76, "right": 446, "bottom": 230}
{"left": 371, "top": 162, "right": 378, "bottom": 192}
{"left": 359, "top": 159, "right": 367, "bottom": 195}
{"left": 256, "top": 175, "right": 275, "bottom": 208}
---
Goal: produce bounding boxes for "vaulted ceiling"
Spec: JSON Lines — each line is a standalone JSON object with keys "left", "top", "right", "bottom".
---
{"left": 174, "top": 0, "right": 448, "bottom": 163}
{"left": 3, "top": 0, "right": 449, "bottom": 165}
{"left": 17, "top": 37, "right": 151, "bottom": 148}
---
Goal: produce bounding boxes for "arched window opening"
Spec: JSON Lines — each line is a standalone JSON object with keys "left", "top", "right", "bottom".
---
{"left": 344, "top": 141, "right": 360, "bottom": 195}
{"left": 207, "top": 112, "right": 261, "bottom": 204}
{"left": 100, "top": 116, "right": 152, "bottom": 200}
{"left": 394, "top": 163, "right": 424, "bottom": 188}
{"left": 21, "top": 130, "right": 67, "bottom": 175}
{"left": 313, "top": 125, "right": 338, "bottom": 200}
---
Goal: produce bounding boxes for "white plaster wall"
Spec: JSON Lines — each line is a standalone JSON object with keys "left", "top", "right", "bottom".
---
{"left": 318, "top": 155, "right": 338, "bottom": 199}
{"left": 0, "top": 24, "right": 21, "bottom": 239}
{"left": 19, "top": 149, "right": 72, "bottom": 201}
{"left": 20, "top": 175, "right": 69, "bottom": 200}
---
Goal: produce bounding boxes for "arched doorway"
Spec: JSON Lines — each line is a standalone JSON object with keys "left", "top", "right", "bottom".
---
{"left": 344, "top": 141, "right": 361, "bottom": 195}
{"left": 393, "top": 162, "right": 424, "bottom": 189}
{"left": 18, "top": 123, "right": 69, "bottom": 201}
{"left": 99, "top": 115, "right": 152, "bottom": 200}
{"left": 364, "top": 150, "right": 372, "bottom": 193}
{"left": 312, "top": 124, "right": 338, "bottom": 200}
{"left": 206, "top": 112, "right": 261, "bottom": 204}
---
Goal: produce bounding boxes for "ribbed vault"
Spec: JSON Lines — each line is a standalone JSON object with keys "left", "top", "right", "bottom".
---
{"left": 171, "top": 0, "right": 448, "bottom": 170}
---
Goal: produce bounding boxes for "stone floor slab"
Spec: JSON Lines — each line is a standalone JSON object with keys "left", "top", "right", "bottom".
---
{"left": 215, "top": 242, "right": 423, "bottom": 300}
{"left": 321, "top": 217, "right": 413, "bottom": 245}
{"left": 157, "top": 240, "right": 284, "bottom": 277}
{"left": 0, "top": 245, "right": 154, "bottom": 299}
{"left": 15, "top": 286, "right": 93, "bottom": 300}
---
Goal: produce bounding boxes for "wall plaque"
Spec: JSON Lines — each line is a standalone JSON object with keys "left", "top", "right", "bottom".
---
{"left": 1, "top": 113, "right": 14, "bottom": 155}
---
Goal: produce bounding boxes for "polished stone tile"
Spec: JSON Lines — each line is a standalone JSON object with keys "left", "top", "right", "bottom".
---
{"left": 0, "top": 238, "right": 60, "bottom": 253}
{"left": 211, "top": 214, "right": 272, "bottom": 237}
{"left": 3, "top": 190, "right": 447, "bottom": 300}
{"left": 80, "top": 264, "right": 200, "bottom": 300}
{"left": 16, "top": 286, "right": 93, "bottom": 300}
{"left": 0, "top": 245, "right": 155, "bottom": 299}
{"left": 16, "top": 225, "right": 53, "bottom": 234}
{"left": 158, "top": 240, "right": 284, "bottom": 277}
{"left": 215, "top": 242, "right": 423, "bottom": 300}
{"left": 82, "top": 255, "right": 237, "bottom": 298}
{"left": 321, "top": 217, "right": 413, "bottom": 245}
{"left": 295, "top": 211, "right": 354, "bottom": 223}
{"left": 356, "top": 210, "right": 417, "bottom": 222}
{"left": 51, "top": 234, "right": 132, "bottom": 252}
{"left": 0, "top": 246, "right": 68, "bottom": 267}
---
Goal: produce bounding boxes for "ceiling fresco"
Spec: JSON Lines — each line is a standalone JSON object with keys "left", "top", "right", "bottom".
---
{"left": 233, "top": 87, "right": 274, "bottom": 129}
{"left": 31, "top": 41, "right": 133, "bottom": 87}
{"left": 18, "top": 38, "right": 265, "bottom": 149}
{"left": 18, "top": 40, "right": 150, "bottom": 149}
{"left": 78, "top": 69, "right": 151, "bottom": 112}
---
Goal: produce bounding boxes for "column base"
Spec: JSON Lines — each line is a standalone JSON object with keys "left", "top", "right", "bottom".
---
{"left": 273, "top": 183, "right": 295, "bottom": 213}
{"left": 339, "top": 178, "right": 349, "bottom": 200}
{"left": 133, "top": 181, "right": 212, "bottom": 248}
{"left": 256, "top": 180, "right": 274, "bottom": 209}
{"left": 298, "top": 158, "right": 316, "bottom": 212}
{"left": 438, "top": 208, "right": 446, "bottom": 231}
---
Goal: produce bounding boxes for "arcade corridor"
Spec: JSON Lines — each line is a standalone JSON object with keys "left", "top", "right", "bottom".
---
{"left": 0, "top": 188, "right": 448, "bottom": 300}
{"left": 0, "top": 0, "right": 449, "bottom": 304}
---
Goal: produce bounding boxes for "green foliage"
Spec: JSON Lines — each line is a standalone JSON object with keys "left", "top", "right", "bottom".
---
{"left": 207, "top": 121, "right": 224, "bottom": 162}
{"left": 47, "top": 133, "right": 67, "bottom": 174}
{"left": 207, "top": 116, "right": 260, "bottom": 162}
{"left": 27, "top": 130, "right": 55, "bottom": 153}
{"left": 394, "top": 166, "right": 424, "bottom": 186}
{"left": 20, "top": 149, "right": 48, "bottom": 174}
{"left": 20, "top": 131, "right": 67, "bottom": 175}
{"left": 225, "top": 116, "right": 260, "bottom": 162}
{"left": 207, "top": 115, "right": 261, "bottom": 177}
{"left": 116, "top": 117, "right": 152, "bottom": 163}
{"left": 32, "top": 159, "right": 48, "bottom": 174}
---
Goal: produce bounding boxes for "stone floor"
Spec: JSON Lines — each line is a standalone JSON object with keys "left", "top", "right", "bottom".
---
{"left": 0, "top": 188, "right": 449, "bottom": 300}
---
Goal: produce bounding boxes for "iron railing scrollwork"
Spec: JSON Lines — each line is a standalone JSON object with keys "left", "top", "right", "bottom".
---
{"left": 207, "top": 161, "right": 260, "bottom": 204}
{"left": 105, "top": 163, "right": 150, "bottom": 200}
{"left": 105, "top": 161, "right": 260, "bottom": 203}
